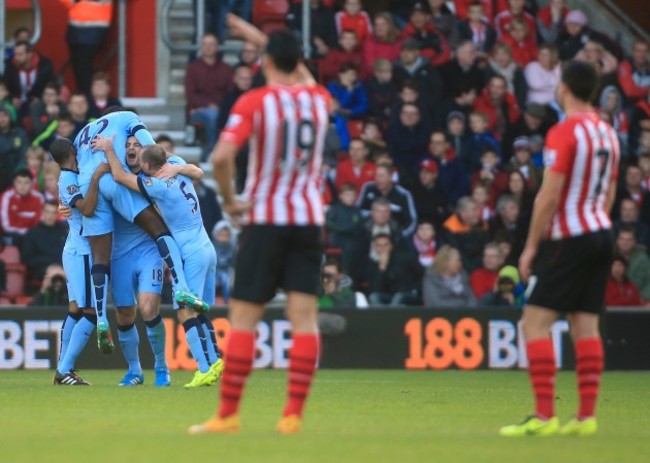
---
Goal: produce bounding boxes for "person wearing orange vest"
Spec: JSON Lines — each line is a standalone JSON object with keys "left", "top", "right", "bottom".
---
{"left": 59, "top": 1, "right": 113, "bottom": 93}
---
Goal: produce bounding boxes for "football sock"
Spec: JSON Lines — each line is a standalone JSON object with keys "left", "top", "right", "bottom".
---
{"left": 117, "top": 323, "right": 142, "bottom": 375}
{"left": 182, "top": 318, "right": 210, "bottom": 373}
{"left": 58, "top": 313, "right": 96, "bottom": 374}
{"left": 526, "top": 338, "right": 556, "bottom": 420}
{"left": 90, "top": 264, "right": 110, "bottom": 325}
{"left": 576, "top": 337, "right": 604, "bottom": 419}
{"left": 197, "top": 313, "right": 219, "bottom": 364}
{"left": 283, "top": 333, "right": 319, "bottom": 418}
{"left": 219, "top": 330, "right": 255, "bottom": 419}
{"left": 59, "top": 312, "right": 82, "bottom": 363}
{"left": 145, "top": 315, "right": 167, "bottom": 370}
{"left": 155, "top": 234, "right": 189, "bottom": 293}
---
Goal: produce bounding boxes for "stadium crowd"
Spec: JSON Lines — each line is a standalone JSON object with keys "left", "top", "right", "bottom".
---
{"left": 2, "top": 0, "right": 650, "bottom": 309}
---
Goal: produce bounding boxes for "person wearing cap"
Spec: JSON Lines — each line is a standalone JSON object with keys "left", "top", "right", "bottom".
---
{"left": 473, "top": 74, "right": 521, "bottom": 141}
{"left": 557, "top": 9, "right": 622, "bottom": 61}
{"left": 507, "top": 136, "right": 542, "bottom": 191}
{"left": 0, "top": 104, "right": 29, "bottom": 192}
{"left": 494, "top": 0, "right": 537, "bottom": 41}
{"left": 478, "top": 264, "right": 524, "bottom": 307}
{"left": 393, "top": 39, "right": 445, "bottom": 112}
{"left": 447, "top": 110, "right": 471, "bottom": 167}
{"left": 410, "top": 158, "right": 450, "bottom": 231}
{"left": 399, "top": 2, "right": 451, "bottom": 67}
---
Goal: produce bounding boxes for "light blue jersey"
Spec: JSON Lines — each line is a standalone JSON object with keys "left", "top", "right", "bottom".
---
{"left": 58, "top": 169, "right": 91, "bottom": 256}
{"left": 112, "top": 209, "right": 151, "bottom": 260}
{"left": 75, "top": 111, "right": 155, "bottom": 186}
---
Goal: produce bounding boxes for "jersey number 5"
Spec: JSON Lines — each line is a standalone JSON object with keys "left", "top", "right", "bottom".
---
{"left": 180, "top": 181, "right": 198, "bottom": 214}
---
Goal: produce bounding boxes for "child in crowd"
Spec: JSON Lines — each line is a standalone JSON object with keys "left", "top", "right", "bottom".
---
{"left": 466, "top": 111, "right": 500, "bottom": 173}
{"left": 412, "top": 221, "right": 437, "bottom": 268}
{"left": 25, "top": 146, "right": 46, "bottom": 191}
{"left": 326, "top": 183, "right": 365, "bottom": 273}
{"left": 335, "top": 0, "right": 372, "bottom": 44}
{"left": 212, "top": 221, "right": 237, "bottom": 304}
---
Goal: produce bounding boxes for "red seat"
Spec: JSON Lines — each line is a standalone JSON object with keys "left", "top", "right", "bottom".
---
{"left": 253, "top": 0, "right": 289, "bottom": 30}
{"left": 0, "top": 245, "right": 21, "bottom": 264}
{"left": 2, "top": 264, "right": 26, "bottom": 299}
{"left": 14, "top": 296, "right": 33, "bottom": 305}
{"left": 347, "top": 120, "right": 364, "bottom": 139}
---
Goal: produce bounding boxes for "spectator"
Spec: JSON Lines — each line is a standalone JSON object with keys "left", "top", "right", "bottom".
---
{"left": 335, "top": 0, "right": 372, "bottom": 44}
{"left": 615, "top": 226, "right": 650, "bottom": 301}
{"left": 156, "top": 134, "right": 175, "bottom": 155}
{"left": 471, "top": 148, "right": 509, "bottom": 203}
{"left": 212, "top": 220, "right": 236, "bottom": 303}
{"left": 489, "top": 194, "right": 522, "bottom": 246}
{"left": 365, "top": 59, "right": 399, "bottom": 123}
{"left": 485, "top": 43, "right": 527, "bottom": 109}
{"left": 42, "top": 164, "right": 60, "bottom": 204}
{"left": 575, "top": 40, "right": 619, "bottom": 82}
{"left": 20, "top": 200, "right": 66, "bottom": 280}
{"left": 494, "top": 0, "right": 536, "bottom": 40}
{"left": 192, "top": 177, "right": 223, "bottom": 237}
{"left": 216, "top": 64, "right": 254, "bottom": 133}
{"left": 335, "top": 139, "right": 376, "bottom": 193}
{"left": 357, "top": 164, "right": 418, "bottom": 238}
{"left": 410, "top": 158, "right": 450, "bottom": 230}
{"left": 386, "top": 103, "right": 431, "bottom": 176}
{"left": 506, "top": 136, "right": 542, "bottom": 191}
{"left": 28, "top": 264, "right": 68, "bottom": 307}
{"left": 447, "top": 111, "right": 471, "bottom": 162}
{"left": 184, "top": 33, "right": 234, "bottom": 161}
{"left": 442, "top": 196, "right": 490, "bottom": 272}
{"left": 501, "top": 102, "right": 551, "bottom": 162}
{"left": 327, "top": 63, "right": 369, "bottom": 120}
{"left": 428, "top": 130, "right": 470, "bottom": 205}
{"left": 469, "top": 242, "right": 504, "bottom": 299}
{"left": 3, "top": 41, "right": 55, "bottom": 112}
{"left": 456, "top": 1, "right": 497, "bottom": 59}
{"left": 557, "top": 10, "right": 622, "bottom": 61}
{"left": 366, "top": 233, "right": 422, "bottom": 306}
{"left": 473, "top": 75, "right": 521, "bottom": 141}
{"left": 434, "top": 86, "right": 477, "bottom": 129}
{"left": 440, "top": 41, "right": 485, "bottom": 98}
{"left": 0, "top": 81, "right": 18, "bottom": 123}
{"left": 412, "top": 220, "right": 437, "bottom": 268}
{"left": 479, "top": 264, "right": 524, "bottom": 307}
{"left": 29, "top": 82, "right": 67, "bottom": 136}
{"left": 0, "top": 105, "right": 29, "bottom": 192}
{"left": 288, "top": 0, "right": 337, "bottom": 59}
{"left": 605, "top": 256, "right": 643, "bottom": 307}
{"left": 614, "top": 198, "right": 650, "bottom": 253}
{"left": 3, "top": 26, "right": 31, "bottom": 61}
{"left": 362, "top": 12, "right": 402, "bottom": 76}
{"left": 472, "top": 183, "right": 493, "bottom": 221}
{"left": 524, "top": 44, "right": 561, "bottom": 105}
{"left": 360, "top": 119, "right": 387, "bottom": 158}
{"left": 617, "top": 40, "right": 650, "bottom": 103}
{"left": 66, "top": 92, "right": 92, "bottom": 138}
{"left": 630, "top": 92, "right": 650, "bottom": 154}
{"left": 326, "top": 183, "right": 365, "bottom": 271}
{"left": 393, "top": 40, "right": 446, "bottom": 113}
{"left": 598, "top": 86, "right": 629, "bottom": 154}
{"left": 319, "top": 257, "right": 356, "bottom": 308}
{"left": 320, "top": 30, "right": 365, "bottom": 84}
{"left": 463, "top": 110, "right": 500, "bottom": 173}
{"left": 429, "top": 0, "right": 460, "bottom": 45}
{"left": 1, "top": 169, "right": 44, "bottom": 246}
{"left": 453, "top": 0, "right": 504, "bottom": 24}
{"left": 505, "top": 170, "right": 534, "bottom": 225}
{"left": 399, "top": 2, "right": 451, "bottom": 67}
{"left": 86, "top": 72, "right": 122, "bottom": 119}
{"left": 536, "top": 0, "right": 568, "bottom": 44}
{"left": 24, "top": 146, "right": 46, "bottom": 192}
{"left": 362, "top": 197, "right": 403, "bottom": 249}
{"left": 32, "top": 114, "right": 77, "bottom": 151}
{"left": 498, "top": 17, "right": 537, "bottom": 69}
{"left": 614, "top": 164, "right": 650, "bottom": 223}
{"left": 422, "top": 244, "right": 476, "bottom": 307}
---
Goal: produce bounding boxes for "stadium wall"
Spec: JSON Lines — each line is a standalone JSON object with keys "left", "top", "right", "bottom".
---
{"left": 0, "top": 308, "right": 648, "bottom": 371}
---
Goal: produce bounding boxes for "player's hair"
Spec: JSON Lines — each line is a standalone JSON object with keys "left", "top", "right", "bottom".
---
{"left": 155, "top": 134, "right": 175, "bottom": 148}
{"left": 13, "top": 40, "right": 33, "bottom": 52}
{"left": 141, "top": 145, "right": 168, "bottom": 170}
{"left": 104, "top": 105, "right": 125, "bottom": 115}
{"left": 561, "top": 60, "right": 598, "bottom": 103}
{"left": 49, "top": 138, "right": 74, "bottom": 165}
{"left": 265, "top": 29, "right": 302, "bottom": 74}
{"left": 13, "top": 167, "right": 33, "bottom": 181}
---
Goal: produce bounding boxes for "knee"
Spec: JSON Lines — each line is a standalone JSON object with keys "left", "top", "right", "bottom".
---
{"left": 139, "top": 300, "right": 160, "bottom": 321}
{"left": 116, "top": 307, "right": 137, "bottom": 326}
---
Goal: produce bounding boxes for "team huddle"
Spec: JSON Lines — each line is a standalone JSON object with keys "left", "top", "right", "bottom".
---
{"left": 51, "top": 109, "right": 223, "bottom": 388}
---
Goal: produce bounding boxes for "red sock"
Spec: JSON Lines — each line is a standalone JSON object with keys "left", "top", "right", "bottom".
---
{"left": 575, "top": 337, "right": 604, "bottom": 419}
{"left": 526, "top": 338, "right": 556, "bottom": 419}
{"left": 218, "top": 330, "right": 255, "bottom": 419}
{"left": 283, "top": 333, "right": 319, "bottom": 418}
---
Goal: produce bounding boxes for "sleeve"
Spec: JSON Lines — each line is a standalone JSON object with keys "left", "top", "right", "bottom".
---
{"left": 167, "top": 155, "right": 187, "bottom": 166}
{"left": 137, "top": 175, "right": 165, "bottom": 203}
{"left": 58, "top": 174, "right": 83, "bottom": 208}
{"left": 127, "top": 114, "right": 155, "bottom": 146}
{"left": 218, "top": 93, "right": 256, "bottom": 149}
{"left": 544, "top": 123, "right": 575, "bottom": 176}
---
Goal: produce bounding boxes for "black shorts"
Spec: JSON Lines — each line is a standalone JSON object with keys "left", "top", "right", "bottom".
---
{"left": 527, "top": 230, "right": 614, "bottom": 314}
{"left": 232, "top": 225, "right": 324, "bottom": 304}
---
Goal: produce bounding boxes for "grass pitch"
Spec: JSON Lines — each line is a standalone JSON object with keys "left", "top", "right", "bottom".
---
{"left": 1, "top": 369, "right": 648, "bottom": 463}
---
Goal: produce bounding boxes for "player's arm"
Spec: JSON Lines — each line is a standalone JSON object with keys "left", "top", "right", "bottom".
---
{"left": 213, "top": 140, "right": 239, "bottom": 207}
{"left": 91, "top": 134, "right": 140, "bottom": 192}
{"left": 76, "top": 163, "right": 111, "bottom": 217}
{"left": 155, "top": 158, "right": 204, "bottom": 180}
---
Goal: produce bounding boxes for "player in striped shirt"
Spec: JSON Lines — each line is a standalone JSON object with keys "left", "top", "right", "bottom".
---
{"left": 500, "top": 61, "right": 620, "bottom": 437}
{"left": 189, "top": 15, "right": 330, "bottom": 435}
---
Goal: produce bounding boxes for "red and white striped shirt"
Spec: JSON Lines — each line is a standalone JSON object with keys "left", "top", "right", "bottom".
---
{"left": 543, "top": 111, "right": 620, "bottom": 240}
{"left": 220, "top": 83, "right": 331, "bottom": 226}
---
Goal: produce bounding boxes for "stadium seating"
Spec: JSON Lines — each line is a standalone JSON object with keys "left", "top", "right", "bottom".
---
{"left": 3, "top": 265, "right": 27, "bottom": 300}
{"left": 0, "top": 296, "right": 10, "bottom": 305}
{"left": 14, "top": 296, "right": 33, "bottom": 305}
{"left": 0, "top": 245, "right": 21, "bottom": 264}
{"left": 252, "top": 0, "right": 290, "bottom": 34}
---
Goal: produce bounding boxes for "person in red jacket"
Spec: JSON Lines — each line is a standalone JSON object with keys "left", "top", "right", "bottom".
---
{"left": 362, "top": 12, "right": 402, "bottom": 76}
{"left": 617, "top": 40, "right": 650, "bottom": 103}
{"left": 320, "top": 30, "right": 365, "bottom": 84}
{"left": 335, "top": 0, "right": 372, "bottom": 44}
{"left": 0, "top": 168, "right": 44, "bottom": 246}
{"left": 494, "top": 0, "right": 536, "bottom": 40}
{"left": 470, "top": 242, "right": 504, "bottom": 299}
{"left": 454, "top": 0, "right": 508, "bottom": 23}
{"left": 335, "top": 138, "right": 376, "bottom": 196}
{"left": 474, "top": 75, "right": 520, "bottom": 140}
{"left": 399, "top": 2, "right": 450, "bottom": 67}
{"left": 498, "top": 18, "right": 537, "bottom": 68}
{"left": 605, "top": 256, "right": 643, "bottom": 307}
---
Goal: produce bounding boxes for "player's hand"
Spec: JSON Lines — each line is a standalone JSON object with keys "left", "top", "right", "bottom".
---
{"left": 518, "top": 246, "right": 537, "bottom": 283}
{"left": 226, "top": 13, "right": 267, "bottom": 47}
{"left": 59, "top": 204, "right": 73, "bottom": 218}
{"left": 91, "top": 134, "right": 115, "bottom": 153}
{"left": 223, "top": 199, "right": 252, "bottom": 217}
{"left": 155, "top": 163, "right": 183, "bottom": 179}
{"left": 95, "top": 162, "right": 111, "bottom": 176}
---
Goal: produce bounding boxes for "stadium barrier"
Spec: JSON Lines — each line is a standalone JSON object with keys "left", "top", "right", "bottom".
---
{"left": 0, "top": 307, "right": 648, "bottom": 370}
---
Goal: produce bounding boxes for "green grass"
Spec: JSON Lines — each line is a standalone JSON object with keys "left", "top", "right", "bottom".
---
{"left": 0, "top": 370, "right": 648, "bottom": 463}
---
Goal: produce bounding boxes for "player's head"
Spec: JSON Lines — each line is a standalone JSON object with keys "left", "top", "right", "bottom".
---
{"left": 125, "top": 136, "right": 143, "bottom": 171}
{"left": 140, "top": 144, "right": 167, "bottom": 175}
{"left": 50, "top": 138, "right": 76, "bottom": 168}
{"left": 557, "top": 60, "right": 598, "bottom": 109}
{"left": 263, "top": 29, "right": 302, "bottom": 75}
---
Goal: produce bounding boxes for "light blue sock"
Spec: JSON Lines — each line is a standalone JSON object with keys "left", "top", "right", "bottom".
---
{"left": 197, "top": 313, "right": 219, "bottom": 364}
{"left": 145, "top": 315, "right": 167, "bottom": 370}
{"left": 59, "top": 312, "right": 82, "bottom": 363}
{"left": 182, "top": 318, "right": 210, "bottom": 373}
{"left": 156, "top": 234, "right": 189, "bottom": 293}
{"left": 117, "top": 323, "right": 142, "bottom": 375}
{"left": 58, "top": 314, "right": 95, "bottom": 374}
{"left": 91, "top": 264, "right": 110, "bottom": 326}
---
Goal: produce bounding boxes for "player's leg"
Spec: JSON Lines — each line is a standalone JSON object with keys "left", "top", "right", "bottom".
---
{"left": 59, "top": 252, "right": 84, "bottom": 363}
{"left": 115, "top": 306, "right": 144, "bottom": 385}
{"left": 177, "top": 308, "right": 214, "bottom": 387}
{"left": 194, "top": 244, "right": 222, "bottom": 372}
